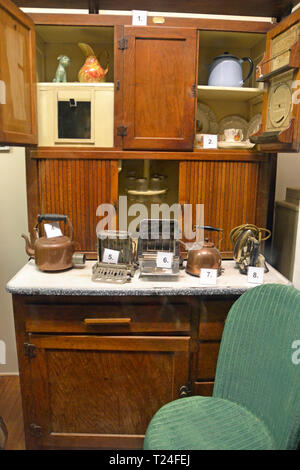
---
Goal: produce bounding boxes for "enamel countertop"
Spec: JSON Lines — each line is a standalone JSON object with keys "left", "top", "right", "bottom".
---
{"left": 6, "top": 260, "right": 292, "bottom": 297}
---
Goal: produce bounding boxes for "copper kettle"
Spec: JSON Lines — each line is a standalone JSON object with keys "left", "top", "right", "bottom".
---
{"left": 22, "top": 214, "right": 83, "bottom": 272}
{"left": 186, "top": 226, "right": 223, "bottom": 277}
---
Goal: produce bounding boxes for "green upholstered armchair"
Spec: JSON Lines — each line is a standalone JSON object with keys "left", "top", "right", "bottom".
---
{"left": 144, "top": 284, "right": 300, "bottom": 450}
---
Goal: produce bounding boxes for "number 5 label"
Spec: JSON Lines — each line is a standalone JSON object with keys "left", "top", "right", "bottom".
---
{"left": 199, "top": 269, "right": 217, "bottom": 285}
{"left": 102, "top": 248, "right": 120, "bottom": 264}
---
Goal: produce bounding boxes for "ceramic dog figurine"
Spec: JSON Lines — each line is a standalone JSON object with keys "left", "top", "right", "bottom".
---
{"left": 53, "top": 55, "right": 71, "bottom": 82}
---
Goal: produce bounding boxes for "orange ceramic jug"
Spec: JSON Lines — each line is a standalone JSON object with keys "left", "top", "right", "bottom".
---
{"left": 78, "top": 43, "right": 108, "bottom": 83}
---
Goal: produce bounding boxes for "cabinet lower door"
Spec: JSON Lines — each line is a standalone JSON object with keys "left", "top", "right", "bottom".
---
{"left": 27, "top": 335, "right": 190, "bottom": 449}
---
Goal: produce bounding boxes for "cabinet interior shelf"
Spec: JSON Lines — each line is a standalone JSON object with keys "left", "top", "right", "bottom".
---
{"left": 38, "top": 82, "right": 114, "bottom": 87}
{"left": 197, "top": 85, "right": 264, "bottom": 101}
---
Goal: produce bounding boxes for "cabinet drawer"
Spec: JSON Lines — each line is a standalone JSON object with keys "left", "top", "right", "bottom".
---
{"left": 197, "top": 342, "right": 220, "bottom": 380}
{"left": 25, "top": 302, "right": 191, "bottom": 334}
{"left": 193, "top": 381, "right": 214, "bottom": 397}
{"left": 198, "top": 300, "right": 234, "bottom": 340}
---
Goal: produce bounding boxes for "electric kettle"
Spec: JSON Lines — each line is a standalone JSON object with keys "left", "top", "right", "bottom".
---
{"left": 207, "top": 52, "right": 254, "bottom": 87}
{"left": 22, "top": 214, "right": 85, "bottom": 271}
{"left": 186, "top": 226, "right": 223, "bottom": 277}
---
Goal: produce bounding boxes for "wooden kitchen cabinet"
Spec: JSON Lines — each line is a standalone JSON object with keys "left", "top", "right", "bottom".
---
{"left": 12, "top": 293, "right": 238, "bottom": 450}
{"left": 0, "top": 0, "right": 37, "bottom": 145}
{"left": 13, "top": 295, "right": 194, "bottom": 450}
{"left": 2, "top": 1, "right": 298, "bottom": 451}
{"left": 1, "top": 2, "right": 296, "bottom": 258}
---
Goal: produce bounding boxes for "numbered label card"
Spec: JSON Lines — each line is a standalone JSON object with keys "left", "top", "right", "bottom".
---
{"left": 102, "top": 248, "right": 120, "bottom": 264}
{"left": 203, "top": 134, "right": 218, "bottom": 149}
{"left": 156, "top": 252, "right": 173, "bottom": 269}
{"left": 248, "top": 266, "right": 264, "bottom": 284}
{"left": 199, "top": 268, "right": 217, "bottom": 285}
{"left": 44, "top": 223, "right": 63, "bottom": 238}
{"left": 132, "top": 10, "right": 147, "bottom": 26}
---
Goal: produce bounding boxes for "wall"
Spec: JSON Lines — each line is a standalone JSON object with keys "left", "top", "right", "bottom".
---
{"left": 275, "top": 153, "right": 300, "bottom": 201}
{"left": 0, "top": 147, "right": 28, "bottom": 374}
{"left": 274, "top": 153, "right": 300, "bottom": 289}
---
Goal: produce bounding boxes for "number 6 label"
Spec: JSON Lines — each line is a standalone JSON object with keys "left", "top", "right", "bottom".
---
{"left": 199, "top": 268, "right": 217, "bottom": 285}
{"left": 156, "top": 252, "right": 173, "bottom": 269}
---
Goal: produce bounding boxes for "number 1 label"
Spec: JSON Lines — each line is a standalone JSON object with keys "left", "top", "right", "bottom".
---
{"left": 132, "top": 10, "right": 147, "bottom": 26}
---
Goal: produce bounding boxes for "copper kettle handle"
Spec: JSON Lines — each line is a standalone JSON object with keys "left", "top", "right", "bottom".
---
{"left": 194, "top": 225, "right": 223, "bottom": 247}
{"left": 37, "top": 214, "right": 74, "bottom": 241}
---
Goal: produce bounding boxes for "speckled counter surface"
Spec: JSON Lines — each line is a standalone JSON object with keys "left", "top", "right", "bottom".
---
{"left": 6, "top": 259, "right": 291, "bottom": 297}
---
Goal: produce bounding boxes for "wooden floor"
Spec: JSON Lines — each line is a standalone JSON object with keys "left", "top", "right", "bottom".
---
{"left": 0, "top": 375, "right": 25, "bottom": 450}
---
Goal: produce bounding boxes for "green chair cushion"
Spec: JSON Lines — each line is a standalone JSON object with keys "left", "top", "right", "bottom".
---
{"left": 143, "top": 396, "right": 275, "bottom": 450}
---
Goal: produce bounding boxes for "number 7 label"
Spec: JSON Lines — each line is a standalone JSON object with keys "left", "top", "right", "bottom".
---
{"left": 199, "top": 268, "right": 217, "bottom": 285}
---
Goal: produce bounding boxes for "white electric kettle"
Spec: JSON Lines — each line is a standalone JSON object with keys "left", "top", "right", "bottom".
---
{"left": 207, "top": 52, "right": 254, "bottom": 87}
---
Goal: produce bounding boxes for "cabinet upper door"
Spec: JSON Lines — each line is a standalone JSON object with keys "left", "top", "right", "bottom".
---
{"left": 253, "top": 8, "right": 300, "bottom": 152}
{"left": 122, "top": 26, "right": 197, "bottom": 150}
{"left": 0, "top": 0, "right": 37, "bottom": 145}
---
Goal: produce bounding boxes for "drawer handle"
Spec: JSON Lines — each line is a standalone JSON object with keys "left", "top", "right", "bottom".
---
{"left": 83, "top": 318, "right": 132, "bottom": 325}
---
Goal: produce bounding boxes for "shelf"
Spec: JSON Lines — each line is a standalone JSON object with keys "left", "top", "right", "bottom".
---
{"left": 38, "top": 82, "right": 114, "bottom": 88}
{"left": 197, "top": 86, "right": 264, "bottom": 102}
{"left": 127, "top": 189, "right": 167, "bottom": 196}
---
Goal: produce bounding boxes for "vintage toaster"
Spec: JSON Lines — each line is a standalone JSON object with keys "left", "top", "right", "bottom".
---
{"left": 137, "top": 219, "right": 182, "bottom": 276}
{"left": 92, "top": 230, "right": 136, "bottom": 283}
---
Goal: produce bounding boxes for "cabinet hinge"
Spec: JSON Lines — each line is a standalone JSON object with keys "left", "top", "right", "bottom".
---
{"left": 118, "top": 37, "right": 128, "bottom": 50}
{"left": 24, "top": 343, "right": 36, "bottom": 358}
{"left": 191, "top": 83, "right": 197, "bottom": 98}
{"left": 117, "top": 126, "right": 128, "bottom": 137}
{"left": 29, "top": 423, "right": 42, "bottom": 438}
{"left": 179, "top": 385, "right": 191, "bottom": 398}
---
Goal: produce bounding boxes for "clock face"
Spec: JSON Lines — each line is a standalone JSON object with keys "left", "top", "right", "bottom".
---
{"left": 266, "top": 70, "right": 294, "bottom": 132}
{"left": 268, "top": 83, "right": 292, "bottom": 129}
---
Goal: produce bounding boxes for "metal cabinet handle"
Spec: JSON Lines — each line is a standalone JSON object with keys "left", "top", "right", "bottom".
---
{"left": 83, "top": 318, "right": 132, "bottom": 325}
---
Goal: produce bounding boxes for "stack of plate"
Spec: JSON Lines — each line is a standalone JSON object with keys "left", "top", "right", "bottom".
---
{"left": 195, "top": 101, "right": 262, "bottom": 149}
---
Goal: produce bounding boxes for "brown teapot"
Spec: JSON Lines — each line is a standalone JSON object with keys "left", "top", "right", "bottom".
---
{"left": 22, "top": 214, "right": 83, "bottom": 272}
{"left": 186, "top": 226, "right": 223, "bottom": 277}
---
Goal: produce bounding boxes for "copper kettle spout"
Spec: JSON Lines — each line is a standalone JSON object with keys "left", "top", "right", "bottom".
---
{"left": 21, "top": 234, "right": 35, "bottom": 257}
